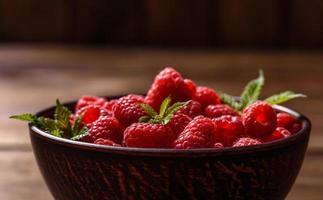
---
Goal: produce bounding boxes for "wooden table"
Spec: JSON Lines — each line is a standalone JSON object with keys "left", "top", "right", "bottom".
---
{"left": 0, "top": 45, "right": 322, "bottom": 200}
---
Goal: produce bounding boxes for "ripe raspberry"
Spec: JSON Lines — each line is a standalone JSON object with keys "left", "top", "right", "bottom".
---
{"left": 103, "top": 99, "right": 118, "bottom": 112}
{"left": 173, "top": 116, "right": 216, "bottom": 149}
{"left": 205, "top": 104, "right": 239, "bottom": 119}
{"left": 87, "top": 116, "right": 124, "bottom": 144}
{"left": 213, "top": 115, "right": 245, "bottom": 146}
{"left": 177, "top": 100, "right": 202, "bottom": 118}
{"left": 145, "top": 68, "right": 194, "bottom": 110}
{"left": 123, "top": 123, "right": 175, "bottom": 148}
{"left": 263, "top": 127, "right": 291, "bottom": 142}
{"left": 94, "top": 138, "right": 121, "bottom": 147}
{"left": 233, "top": 137, "right": 262, "bottom": 147}
{"left": 184, "top": 79, "right": 197, "bottom": 95}
{"left": 75, "top": 96, "right": 106, "bottom": 111}
{"left": 242, "top": 101, "right": 277, "bottom": 139}
{"left": 75, "top": 104, "right": 102, "bottom": 127}
{"left": 277, "top": 112, "right": 301, "bottom": 134}
{"left": 214, "top": 143, "right": 224, "bottom": 148}
{"left": 113, "top": 94, "right": 146, "bottom": 127}
{"left": 166, "top": 113, "right": 192, "bottom": 137}
{"left": 193, "top": 86, "right": 221, "bottom": 109}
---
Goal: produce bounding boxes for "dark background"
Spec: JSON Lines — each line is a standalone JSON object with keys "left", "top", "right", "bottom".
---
{"left": 0, "top": 0, "right": 322, "bottom": 48}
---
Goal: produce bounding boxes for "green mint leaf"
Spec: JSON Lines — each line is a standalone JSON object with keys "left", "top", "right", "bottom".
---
{"left": 70, "top": 127, "right": 88, "bottom": 141}
{"left": 51, "top": 129, "right": 62, "bottom": 137}
{"left": 239, "top": 70, "right": 265, "bottom": 110}
{"left": 10, "top": 113, "right": 37, "bottom": 123}
{"left": 139, "top": 115, "right": 151, "bottom": 123}
{"left": 71, "top": 116, "right": 83, "bottom": 137}
{"left": 159, "top": 96, "right": 171, "bottom": 118}
{"left": 264, "top": 91, "right": 306, "bottom": 105}
{"left": 37, "top": 117, "right": 58, "bottom": 132}
{"left": 219, "top": 92, "right": 240, "bottom": 111}
{"left": 140, "top": 103, "right": 158, "bottom": 117}
{"left": 165, "top": 101, "right": 186, "bottom": 116}
{"left": 54, "top": 99, "right": 72, "bottom": 131}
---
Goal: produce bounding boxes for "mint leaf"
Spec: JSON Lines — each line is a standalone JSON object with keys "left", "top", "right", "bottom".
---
{"left": 70, "top": 127, "right": 88, "bottom": 141}
{"left": 239, "top": 70, "right": 264, "bottom": 110}
{"left": 10, "top": 113, "right": 37, "bottom": 123}
{"left": 219, "top": 92, "right": 240, "bottom": 110}
{"left": 264, "top": 91, "right": 306, "bottom": 105}
{"left": 165, "top": 101, "right": 186, "bottom": 116}
{"left": 159, "top": 96, "right": 171, "bottom": 118}
{"left": 140, "top": 103, "right": 158, "bottom": 117}
{"left": 55, "top": 99, "right": 71, "bottom": 131}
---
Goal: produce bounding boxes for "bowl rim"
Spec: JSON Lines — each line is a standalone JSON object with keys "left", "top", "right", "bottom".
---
{"left": 29, "top": 98, "right": 311, "bottom": 157}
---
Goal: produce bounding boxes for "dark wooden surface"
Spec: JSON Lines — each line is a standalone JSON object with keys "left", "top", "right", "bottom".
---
{"left": 0, "top": 1, "right": 323, "bottom": 47}
{"left": 0, "top": 45, "right": 322, "bottom": 199}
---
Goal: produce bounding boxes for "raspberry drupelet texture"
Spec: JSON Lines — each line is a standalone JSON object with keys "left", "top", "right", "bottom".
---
{"left": 213, "top": 115, "right": 245, "bottom": 147}
{"left": 94, "top": 138, "right": 121, "bottom": 146}
{"left": 193, "top": 86, "right": 221, "bottom": 109}
{"left": 75, "top": 95, "right": 106, "bottom": 111}
{"left": 242, "top": 101, "right": 277, "bottom": 139}
{"left": 277, "top": 112, "right": 301, "bottom": 134}
{"left": 166, "top": 113, "right": 192, "bottom": 137}
{"left": 113, "top": 94, "right": 147, "bottom": 127}
{"left": 205, "top": 104, "right": 239, "bottom": 119}
{"left": 177, "top": 100, "right": 202, "bottom": 118}
{"left": 145, "top": 67, "right": 194, "bottom": 110}
{"left": 87, "top": 116, "right": 124, "bottom": 144}
{"left": 263, "top": 127, "right": 291, "bottom": 142}
{"left": 173, "top": 116, "right": 216, "bottom": 149}
{"left": 233, "top": 137, "right": 262, "bottom": 147}
{"left": 75, "top": 104, "right": 102, "bottom": 127}
{"left": 123, "top": 123, "right": 175, "bottom": 148}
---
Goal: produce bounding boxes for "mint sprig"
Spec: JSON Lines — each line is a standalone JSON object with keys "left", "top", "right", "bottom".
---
{"left": 10, "top": 99, "right": 88, "bottom": 139}
{"left": 219, "top": 70, "right": 305, "bottom": 111}
{"left": 139, "top": 96, "right": 186, "bottom": 125}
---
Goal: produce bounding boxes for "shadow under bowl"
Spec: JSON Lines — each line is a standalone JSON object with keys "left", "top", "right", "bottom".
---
{"left": 29, "top": 96, "right": 311, "bottom": 200}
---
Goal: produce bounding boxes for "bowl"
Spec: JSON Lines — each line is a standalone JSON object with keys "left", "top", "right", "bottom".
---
{"left": 29, "top": 96, "right": 311, "bottom": 200}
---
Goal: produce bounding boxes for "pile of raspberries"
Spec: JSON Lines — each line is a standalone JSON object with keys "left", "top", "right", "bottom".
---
{"left": 70, "top": 68, "right": 302, "bottom": 149}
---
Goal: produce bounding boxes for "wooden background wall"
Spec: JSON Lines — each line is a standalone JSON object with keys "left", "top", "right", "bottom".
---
{"left": 0, "top": 0, "right": 322, "bottom": 48}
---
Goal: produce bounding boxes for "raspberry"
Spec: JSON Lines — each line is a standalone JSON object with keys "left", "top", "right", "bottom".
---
{"left": 103, "top": 99, "right": 118, "bottom": 112}
{"left": 214, "top": 143, "right": 224, "bottom": 148}
{"left": 205, "top": 104, "right": 239, "bottom": 119}
{"left": 123, "top": 123, "right": 175, "bottom": 148}
{"left": 166, "top": 113, "right": 192, "bottom": 137}
{"left": 177, "top": 100, "right": 202, "bottom": 118}
{"left": 173, "top": 116, "right": 216, "bottom": 149}
{"left": 193, "top": 86, "right": 221, "bottom": 109}
{"left": 233, "top": 137, "right": 262, "bottom": 147}
{"left": 184, "top": 79, "right": 197, "bottom": 95}
{"left": 75, "top": 104, "right": 102, "bottom": 127}
{"left": 263, "top": 127, "right": 291, "bottom": 142}
{"left": 213, "top": 115, "right": 245, "bottom": 146}
{"left": 113, "top": 94, "right": 147, "bottom": 127}
{"left": 277, "top": 112, "right": 301, "bottom": 134}
{"left": 87, "top": 116, "right": 124, "bottom": 144}
{"left": 242, "top": 101, "right": 277, "bottom": 139}
{"left": 94, "top": 138, "right": 121, "bottom": 146}
{"left": 145, "top": 68, "right": 194, "bottom": 110}
{"left": 75, "top": 95, "right": 106, "bottom": 111}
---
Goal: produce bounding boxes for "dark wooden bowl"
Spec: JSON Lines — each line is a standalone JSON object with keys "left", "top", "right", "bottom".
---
{"left": 29, "top": 97, "right": 311, "bottom": 200}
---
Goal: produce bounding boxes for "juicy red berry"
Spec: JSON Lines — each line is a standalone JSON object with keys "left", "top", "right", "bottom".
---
{"left": 145, "top": 68, "right": 194, "bottom": 110}
{"left": 113, "top": 94, "right": 146, "bottom": 127}
{"left": 193, "top": 86, "right": 221, "bottom": 109}
{"left": 166, "top": 113, "right": 192, "bottom": 137}
{"left": 94, "top": 138, "right": 121, "bottom": 146}
{"left": 214, "top": 143, "right": 224, "bottom": 148}
{"left": 233, "top": 137, "right": 262, "bottom": 147}
{"left": 177, "top": 100, "right": 202, "bottom": 118}
{"left": 173, "top": 116, "right": 216, "bottom": 149}
{"left": 213, "top": 115, "right": 245, "bottom": 147}
{"left": 184, "top": 79, "right": 197, "bottom": 95}
{"left": 103, "top": 99, "right": 118, "bottom": 111}
{"left": 123, "top": 123, "right": 175, "bottom": 148}
{"left": 75, "top": 104, "right": 101, "bottom": 127}
{"left": 76, "top": 95, "right": 106, "bottom": 111}
{"left": 263, "top": 127, "right": 291, "bottom": 142}
{"left": 277, "top": 112, "right": 301, "bottom": 134}
{"left": 205, "top": 104, "right": 239, "bottom": 119}
{"left": 87, "top": 116, "right": 124, "bottom": 144}
{"left": 242, "top": 101, "right": 277, "bottom": 139}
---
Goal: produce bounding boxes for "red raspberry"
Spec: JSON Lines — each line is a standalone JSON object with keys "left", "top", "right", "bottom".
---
{"left": 103, "top": 99, "right": 118, "bottom": 112}
{"left": 87, "top": 116, "right": 124, "bottom": 144}
{"left": 242, "top": 101, "right": 277, "bottom": 139}
{"left": 113, "top": 94, "right": 147, "bottom": 127}
{"left": 177, "top": 100, "right": 202, "bottom": 118}
{"left": 263, "top": 127, "right": 291, "bottom": 142}
{"left": 94, "top": 138, "right": 121, "bottom": 147}
{"left": 123, "top": 123, "right": 175, "bottom": 148}
{"left": 214, "top": 143, "right": 224, "bottom": 148}
{"left": 213, "top": 115, "right": 245, "bottom": 147}
{"left": 193, "top": 86, "right": 221, "bottom": 109}
{"left": 145, "top": 68, "right": 194, "bottom": 110}
{"left": 277, "top": 113, "right": 301, "bottom": 134}
{"left": 184, "top": 79, "right": 197, "bottom": 95}
{"left": 205, "top": 104, "right": 239, "bottom": 119}
{"left": 75, "top": 96, "right": 106, "bottom": 111}
{"left": 166, "top": 113, "right": 192, "bottom": 137}
{"left": 75, "top": 104, "right": 102, "bottom": 127}
{"left": 173, "top": 116, "right": 216, "bottom": 149}
{"left": 233, "top": 137, "right": 262, "bottom": 147}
